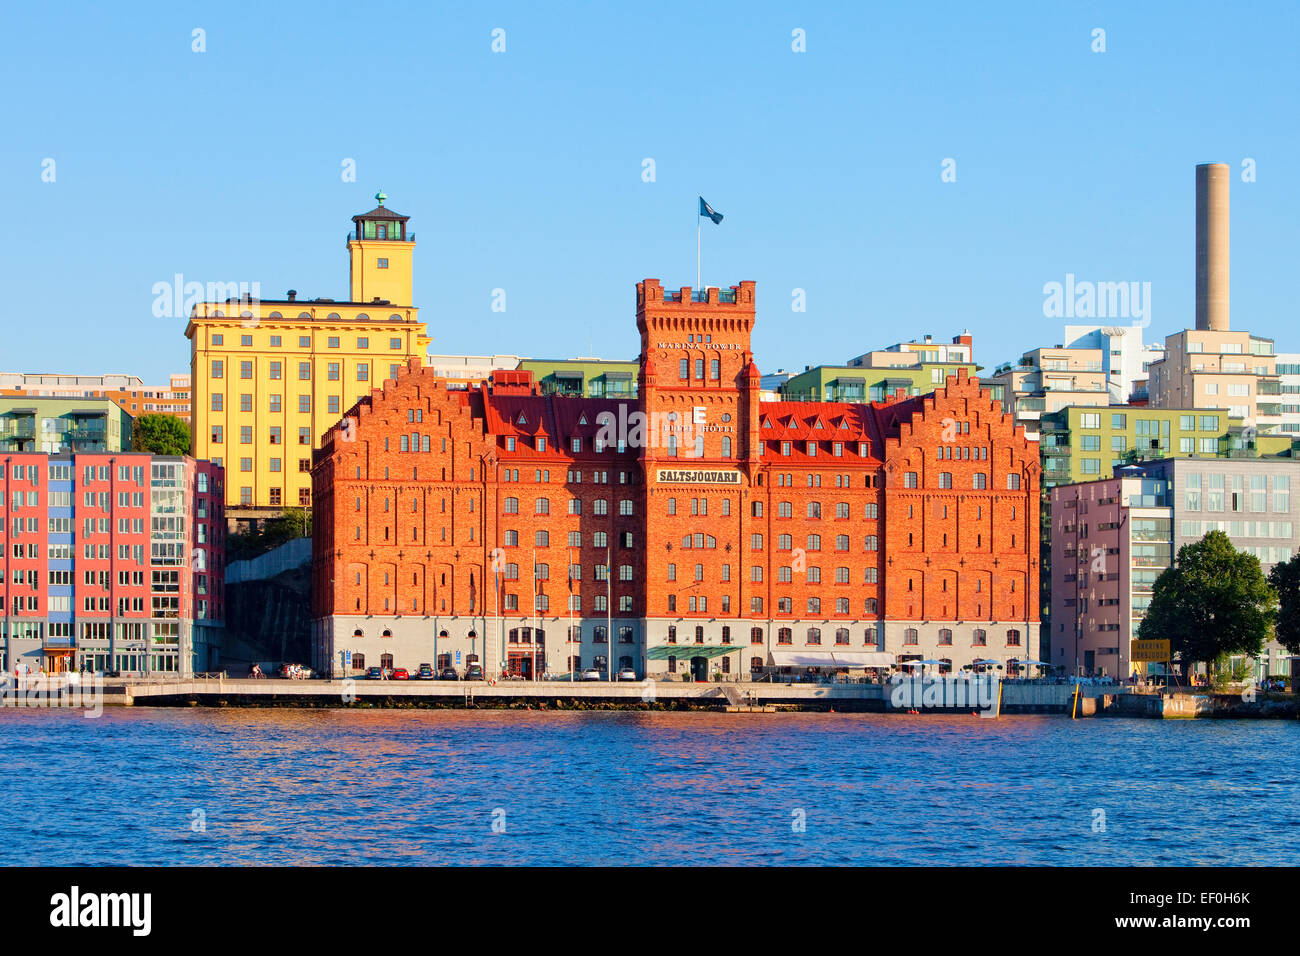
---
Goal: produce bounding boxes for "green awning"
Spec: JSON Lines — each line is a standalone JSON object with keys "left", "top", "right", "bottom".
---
{"left": 646, "top": 644, "right": 737, "bottom": 660}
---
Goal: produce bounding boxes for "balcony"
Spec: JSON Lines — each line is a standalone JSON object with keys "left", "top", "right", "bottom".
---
{"left": 0, "top": 419, "right": 36, "bottom": 439}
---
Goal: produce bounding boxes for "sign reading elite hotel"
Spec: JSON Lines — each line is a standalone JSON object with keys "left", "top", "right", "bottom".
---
{"left": 655, "top": 468, "right": 742, "bottom": 485}
{"left": 1131, "top": 639, "right": 1172, "bottom": 663}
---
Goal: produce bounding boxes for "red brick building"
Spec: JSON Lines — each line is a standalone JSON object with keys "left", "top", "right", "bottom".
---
{"left": 311, "top": 280, "right": 1039, "bottom": 679}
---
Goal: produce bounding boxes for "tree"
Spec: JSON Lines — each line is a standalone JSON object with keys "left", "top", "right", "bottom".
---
{"left": 131, "top": 414, "right": 191, "bottom": 456}
{"left": 226, "top": 507, "right": 312, "bottom": 561}
{"left": 1267, "top": 552, "right": 1300, "bottom": 655}
{"left": 1138, "top": 530, "right": 1275, "bottom": 675}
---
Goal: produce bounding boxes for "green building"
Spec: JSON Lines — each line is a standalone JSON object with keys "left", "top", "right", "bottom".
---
{"left": 779, "top": 363, "right": 990, "bottom": 403}
{"left": 775, "top": 332, "right": 1003, "bottom": 405}
{"left": 1039, "top": 405, "right": 1292, "bottom": 489}
{"left": 0, "top": 396, "right": 131, "bottom": 454}
{"left": 515, "top": 359, "right": 639, "bottom": 398}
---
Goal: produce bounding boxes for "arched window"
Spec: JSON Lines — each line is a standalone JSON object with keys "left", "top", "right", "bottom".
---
{"left": 721, "top": 436, "right": 732, "bottom": 457}
{"left": 972, "top": 629, "right": 987, "bottom": 646}
{"left": 938, "top": 628, "right": 953, "bottom": 645}
{"left": 1007, "top": 473, "right": 1021, "bottom": 490}
{"left": 806, "top": 627, "right": 821, "bottom": 645}
{"left": 973, "top": 473, "right": 987, "bottom": 489}
{"left": 904, "top": 628, "right": 918, "bottom": 645}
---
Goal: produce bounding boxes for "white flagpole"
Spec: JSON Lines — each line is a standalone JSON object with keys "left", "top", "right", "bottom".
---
{"left": 696, "top": 206, "right": 701, "bottom": 292}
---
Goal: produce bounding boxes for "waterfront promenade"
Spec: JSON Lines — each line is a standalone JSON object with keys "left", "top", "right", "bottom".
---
{"left": 88, "top": 675, "right": 1093, "bottom": 713}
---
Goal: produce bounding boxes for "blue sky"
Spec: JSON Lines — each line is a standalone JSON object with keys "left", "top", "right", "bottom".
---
{"left": 2, "top": 1, "right": 1298, "bottom": 382}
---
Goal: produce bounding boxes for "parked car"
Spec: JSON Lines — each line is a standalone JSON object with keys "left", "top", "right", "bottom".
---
{"left": 365, "top": 666, "right": 384, "bottom": 680}
{"left": 464, "top": 663, "right": 485, "bottom": 681}
{"left": 617, "top": 668, "right": 637, "bottom": 681}
{"left": 392, "top": 668, "right": 410, "bottom": 681}
{"left": 580, "top": 669, "right": 603, "bottom": 682}
{"left": 416, "top": 664, "right": 435, "bottom": 680}
{"left": 439, "top": 667, "right": 459, "bottom": 681}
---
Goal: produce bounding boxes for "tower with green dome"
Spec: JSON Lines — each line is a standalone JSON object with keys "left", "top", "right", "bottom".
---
{"left": 348, "top": 190, "right": 415, "bottom": 306}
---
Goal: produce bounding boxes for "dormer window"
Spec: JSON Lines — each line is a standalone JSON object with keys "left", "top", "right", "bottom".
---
{"left": 517, "top": 412, "right": 527, "bottom": 425}
{"left": 536, "top": 437, "right": 546, "bottom": 452}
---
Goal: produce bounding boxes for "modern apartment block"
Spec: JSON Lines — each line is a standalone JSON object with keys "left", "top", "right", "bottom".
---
{"left": 779, "top": 332, "right": 983, "bottom": 404}
{"left": 0, "top": 453, "right": 225, "bottom": 676}
{"left": 311, "top": 282, "right": 1039, "bottom": 681}
{"left": 1146, "top": 328, "right": 1282, "bottom": 434}
{"left": 516, "top": 358, "right": 641, "bottom": 399}
{"left": 0, "top": 372, "right": 192, "bottom": 423}
{"left": 186, "top": 193, "right": 431, "bottom": 522}
{"left": 988, "top": 345, "right": 1111, "bottom": 441}
{"left": 424, "top": 355, "right": 525, "bottom": 390}
{"left": 1036, "top": 405, "right": 1290, "bottom": 489}
{"left": 1272, "top": 351, "right": 1300, "bottom": 437}
{"left": 1050, "top": 457, "right": 1298, "bottom": 678}
{"left": 0, "top": 397, "right": 132, "bottom": 455}
{"left": 1061, "top": 324, "right": 1165, "bottom": 404}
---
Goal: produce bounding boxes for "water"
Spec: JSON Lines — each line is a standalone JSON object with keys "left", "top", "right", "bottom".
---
{"left": 1, "top": 708, "right": 1296, "bottom": 865}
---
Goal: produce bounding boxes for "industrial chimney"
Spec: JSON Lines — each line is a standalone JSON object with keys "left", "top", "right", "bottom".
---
{"left": 1195, "top": 163, "right": 1229, "bottom": 331}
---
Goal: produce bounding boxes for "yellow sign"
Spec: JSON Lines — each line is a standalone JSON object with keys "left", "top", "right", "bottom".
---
{"left": 1131, "top": 639, "right": 1171, "bottom": 663}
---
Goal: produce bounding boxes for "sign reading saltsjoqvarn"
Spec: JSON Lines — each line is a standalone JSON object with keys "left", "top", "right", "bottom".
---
{"left": 655, "top": 468, "right": 742, "bottom": 485}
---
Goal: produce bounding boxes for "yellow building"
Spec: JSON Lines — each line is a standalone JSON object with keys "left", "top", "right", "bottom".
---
{"left": 186, "top": 193, "right": 431, "bottom": 519}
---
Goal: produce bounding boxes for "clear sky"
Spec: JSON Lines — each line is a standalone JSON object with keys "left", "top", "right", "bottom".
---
{"left": 3, "top": 1, "right": 1298, "bottom": 383}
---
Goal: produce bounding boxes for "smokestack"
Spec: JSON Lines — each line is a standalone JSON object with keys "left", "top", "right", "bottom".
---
{"left": 1195, "top": 163, "right": 1230, "bottom": 331}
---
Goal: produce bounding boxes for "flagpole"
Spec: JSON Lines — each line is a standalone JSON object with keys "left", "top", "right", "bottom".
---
{"left": 696, "top": 208, "right": 701, "bottom": 292}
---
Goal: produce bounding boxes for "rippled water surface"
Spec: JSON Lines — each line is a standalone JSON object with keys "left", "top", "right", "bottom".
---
{"left": 1, "top": 708, "right": 1296, "bottom": 865}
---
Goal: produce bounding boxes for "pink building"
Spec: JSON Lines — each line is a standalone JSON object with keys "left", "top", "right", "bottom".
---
{"left": 1049, "top": 469, "right": 1172, "bottom": 677}
{"left": 0, "top": 453, "right": 224, "bottom": 676}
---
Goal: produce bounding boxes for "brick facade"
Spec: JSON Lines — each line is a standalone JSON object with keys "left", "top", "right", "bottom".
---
{"left": 311, "top": 280, "right": 1039, "bottom": 679}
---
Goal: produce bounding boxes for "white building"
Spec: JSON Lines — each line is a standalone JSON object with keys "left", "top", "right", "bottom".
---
{"left": 1063, "top": 324, "right": 1165, "bottom": 404}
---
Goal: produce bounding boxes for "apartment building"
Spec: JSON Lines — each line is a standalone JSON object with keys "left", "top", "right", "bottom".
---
{"left": 0, "top": 453, "right": 224, "bottom": 676}
{"left": 0, "top": 397, "right": 132, "bottom": 455}
{"left": 1050, "top": 457, "right": 1298, "bottom": 678}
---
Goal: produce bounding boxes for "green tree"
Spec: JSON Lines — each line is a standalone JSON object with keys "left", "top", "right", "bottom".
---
{"left": 227, "top": 507, "right": 312, "bottom": 561}
{"left": 1138, "top": 530, "right": 1276, "bottom": 675}
{"left": 131, "top": 413, "right": 191, "bottom": 456}
{"left": 1267, "top": 552, "right": 1300, "bottom": 655}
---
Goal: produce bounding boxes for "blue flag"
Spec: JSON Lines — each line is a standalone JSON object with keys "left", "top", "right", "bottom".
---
{"left": 699, "top": 197, "right": 723, "bottom": 224}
